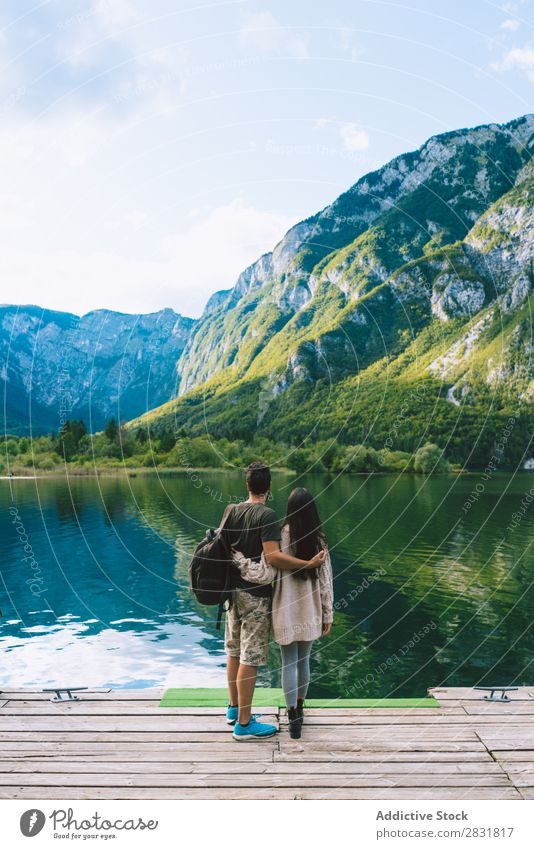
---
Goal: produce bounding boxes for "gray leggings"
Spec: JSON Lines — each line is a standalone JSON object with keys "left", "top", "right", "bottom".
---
{"left": 280, "top": 641, "right": 313, "bottom": 708}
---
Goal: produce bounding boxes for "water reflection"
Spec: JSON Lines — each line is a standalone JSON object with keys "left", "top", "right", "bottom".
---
{"left": 0, "top": 471, "right": 533, "bottom": 695}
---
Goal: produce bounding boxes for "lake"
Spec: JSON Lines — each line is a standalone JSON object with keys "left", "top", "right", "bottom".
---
{"left": 1, "top": 471, "right": 533, "bottom": 697}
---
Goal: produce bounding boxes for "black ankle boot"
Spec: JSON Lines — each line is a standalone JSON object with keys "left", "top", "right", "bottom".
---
{"left": 296, "top": 699, "right": 304, "bottom": 726}
{"left": 288, "top": 707, "right": 301, "bottom": 739}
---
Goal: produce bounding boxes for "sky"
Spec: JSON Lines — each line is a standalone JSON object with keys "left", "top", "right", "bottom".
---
{"left": 0, "top": 0, "right": 532, "bottom": 318}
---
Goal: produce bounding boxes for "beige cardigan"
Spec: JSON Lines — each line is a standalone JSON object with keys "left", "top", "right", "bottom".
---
{"left": 233, "top": 524, "right": 334, "bottom": 645}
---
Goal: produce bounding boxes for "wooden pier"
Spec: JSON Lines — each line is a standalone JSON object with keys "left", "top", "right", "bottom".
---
{"left": 1, "top": 686, "right": 534, "bottom": 799}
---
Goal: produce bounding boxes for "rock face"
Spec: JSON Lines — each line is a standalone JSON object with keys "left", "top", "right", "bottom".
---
{"left": 2, "top": 113, "right": 533, "bottom": 438}
{"left": 173, "top": 113, "right": 534, "bottom": 399}
{"left": 1, "top": 306, "right": 194, "bottom": 432}
{"left": 431, "top": 276, "right": 486, "bottom": 321}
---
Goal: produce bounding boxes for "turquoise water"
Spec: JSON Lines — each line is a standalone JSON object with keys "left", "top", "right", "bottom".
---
{"left": 1, "top": 471, "right": 533, "bottom": 696}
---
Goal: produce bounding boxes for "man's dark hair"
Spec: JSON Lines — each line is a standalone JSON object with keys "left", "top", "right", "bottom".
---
{"left": 245, "top": 461, "right": 271, "bottom": 495}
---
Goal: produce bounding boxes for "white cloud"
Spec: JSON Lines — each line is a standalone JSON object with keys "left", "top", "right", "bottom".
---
{"left": 500, "top": 18, "right": 521, "bottom": 31}
{"left": 315, "top": 118, "right": 370, "bottom": 152}
{"left": 160, "top": 199, "right": 296, "bottom": 311}
{"left": 0, "top": 198, "right": 295, "bottom": 318}
{"left": 93, "top": 0, "right": 141, "bottom": 29}
{"left": 339, "top": 122, "right": 370, "bottom": 152}
{"left": 492, "top": 44, "right": 534, "bottom": 82}
{"left": 53, "top": 0, "right": 189, "bottom": 113}
{"left": 52, "top": 111, "right": 115, "bottom": 167}
{"left": 238, "top": 11, "right": 308, "bottom": 58}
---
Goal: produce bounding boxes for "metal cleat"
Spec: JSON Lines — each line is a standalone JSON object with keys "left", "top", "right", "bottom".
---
{"left": 42, "top": 687, "right": 88, "bottom": 702}
{"left": 474, "top": 685, "right": 519, "bottom": 702}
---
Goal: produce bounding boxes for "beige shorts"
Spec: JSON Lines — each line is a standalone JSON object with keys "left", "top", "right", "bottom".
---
{"left": 224, "top": 590, "right": 271, "bottom": 667}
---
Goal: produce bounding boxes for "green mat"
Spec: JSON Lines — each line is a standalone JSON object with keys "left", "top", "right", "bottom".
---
{"left": 159, "top": 688, "right": 439, "bottom": 708}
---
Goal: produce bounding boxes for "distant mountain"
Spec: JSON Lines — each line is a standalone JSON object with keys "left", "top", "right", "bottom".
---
{"left": 2, "top": 114, "right": 533, "bottom": 466}
{"left": 133, "top": 113, "right": 534, "bottom": 466}
{"left": 0, "top": 306, "right": 194, "bottom": 433}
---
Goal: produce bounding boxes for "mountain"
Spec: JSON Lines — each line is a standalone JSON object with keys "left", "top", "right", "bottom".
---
{"left": 2, "top": 113, "right": 533, "bottom": 466}
{"left": 0, "top": 306, "right": 194, "bottom": 433}
{"left": 133, "top": 113, "right": 534, "bottom": 467}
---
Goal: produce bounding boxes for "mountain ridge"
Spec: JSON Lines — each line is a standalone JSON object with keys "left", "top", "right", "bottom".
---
{"left": 130, "top": 112, "right": 533, "bottom": 467}
{"left": 2, "top": 113, "right": 533, "bottom": 466}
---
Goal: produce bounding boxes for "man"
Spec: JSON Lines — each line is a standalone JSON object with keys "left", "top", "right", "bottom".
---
{"left": 222, "top": 461, "right": 325, "bottom": 740}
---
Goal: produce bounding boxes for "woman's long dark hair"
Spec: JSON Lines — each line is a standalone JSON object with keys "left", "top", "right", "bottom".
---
{"left": 283, "top": 487, "right": 326, "bottom": 581}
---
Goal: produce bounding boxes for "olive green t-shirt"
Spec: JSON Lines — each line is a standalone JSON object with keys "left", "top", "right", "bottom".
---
{"left": 222, "top": 501, "right": 281, "bottom": 598}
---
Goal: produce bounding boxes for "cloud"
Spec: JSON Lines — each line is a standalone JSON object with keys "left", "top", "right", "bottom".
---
{"left": 492, "top": 44, "right": 534, "bottom": 82}
{"left": 315, "top": 118, "right": 370, "bottom": 152}
{"left": 0, "top": 199, "right": 296, "bottom": 318}
{"left": 238, "top": 11, "right": 308, "bottom": 58}
{"left": 160, "top": 199, "right": 296, "bottom": 312}
{"left": 339, "top": 122, "right": 370, "bottom": 152}
{"left": 500, "top": 18, "right": 521, "bottom": 31}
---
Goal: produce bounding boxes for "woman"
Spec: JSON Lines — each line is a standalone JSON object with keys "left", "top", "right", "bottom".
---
{"left": 233, "top": 487, "right": 334, "bottom": 739}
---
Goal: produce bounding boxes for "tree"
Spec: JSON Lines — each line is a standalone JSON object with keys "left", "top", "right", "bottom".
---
{"left": 136, "top": 427, "right": 148, "bottom": 444}
{"left": 105, "top": 417, "right": 119, "bottom": 442}
{"left": 77, "top": 419, "right": 87, "bottom": 440}
{"left": 413, "top": 443, "right": 451, "bottom": 474}
{"left": 333, "top": 445, "right": 380, "bottom": 473}
{"left": 59, "top": 430, "right": 76, "bottom": 461}
{"left": 159, "top": 428, "right": 176, "bottom": 453}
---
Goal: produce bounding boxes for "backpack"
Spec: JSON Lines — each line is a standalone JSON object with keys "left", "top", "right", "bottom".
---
{"left": 189, "top": 507, "right": 235, "bottom": 628}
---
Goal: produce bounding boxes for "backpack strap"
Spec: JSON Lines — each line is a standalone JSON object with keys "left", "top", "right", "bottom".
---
{"left": 215, "top": 505, "right": 236, "bottom": 630}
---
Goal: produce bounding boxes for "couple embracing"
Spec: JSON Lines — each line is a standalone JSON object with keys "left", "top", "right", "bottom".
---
{"left": 221, "top": 461, "right": 334, "bottom": 741}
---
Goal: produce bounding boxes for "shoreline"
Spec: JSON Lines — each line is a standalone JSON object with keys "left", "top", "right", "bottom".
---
{"left": 0, "top": 466, "right": 505, "bottom": 480}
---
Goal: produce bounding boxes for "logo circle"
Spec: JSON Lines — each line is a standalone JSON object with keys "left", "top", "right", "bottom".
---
{"left": 20, "top": 809, "right": 46, "bottom": 837}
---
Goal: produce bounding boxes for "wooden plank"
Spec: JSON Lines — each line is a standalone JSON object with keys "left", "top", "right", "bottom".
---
{"left": 462, "top": 704, "right": 534, "bottom": 715}
{"left": 0, "top": 707, "right": 278, "bottom": 718}
{"left": 497, "top": 764, "right": 534, "bottom": 776}
{"left": 502, "top": 777, "right": 534, "bottom": 788}
{"left": 0, "top": 732, "right": 279, "bottom": 743}
{"left": 0, "top": 772, "right": 511, "bottom": 787}
{"left": 429, "top": 687, "right": 533, "bottom": 701}
{"left": 0, "top": 723, "right": 479, "bottom": 742}
{"left": 0, "top": 760, "right": 504, "bottom": 775}
{"left": 274, "top": 751, "right": 492, "bottom": 763}
{"left": 0, "top": 787, "right": 521, "bottom": 800}
{"left": 1, "top": 738, "right": 485, "bottom": 752}
{"left": 477, "top": 729, "right": 534, "bottom": 750}
{"left": 1, "top": 752, "right": 271, "bottom": 763}
{"left": 281, "top": 714, "right": 534, "bottom": 725}
{"left": 493, "top": 751, "right": 534, "bottom": 762}
{"left": 516, "top": 788, "right": 534, "bottom": 799}
{"left": 2, "top": 702, "right": 230, "bottom": 714}
{"left": 0, "top": 690, "right": 114, "bottom": 699}
{"left": 299, "top": 707, "right": 466, "bottom": 716}
{"left": 0, "top": 714, "right": 276, "bottom": 734}
{"left": 0, "top": 729, "right": 482, "bottom": 744}
{"left": 278, "top": 739, "right": 486, "bottom": 751}
{"left": 0, "top": 689, "right": 156, "bottom": 698}
{"left": 0, "top": 717, "right": 278, "bottom": 732}
{"left": 0, "top": 741, "right": 274, "bottom": 754}
{"left": 2, "top": 749, "right": 492, "bottom": 764}
{"left": 279, "top": 729, "right": 482, "bottom": 740}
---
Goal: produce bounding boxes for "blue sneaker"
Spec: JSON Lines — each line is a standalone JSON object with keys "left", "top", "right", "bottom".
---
{"left": 232, "top": 714, "right": 277, "bottom": 741}
{"left": 226, "top": 704, "right": 238, "bottom": 725}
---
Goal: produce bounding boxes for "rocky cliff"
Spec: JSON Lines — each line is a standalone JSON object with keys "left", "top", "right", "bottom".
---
{"left": 3, "top": 114, "right": 533, "bottom": 458}
{"left": 1, "top": 306, "right": 194, "bottom": 432}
